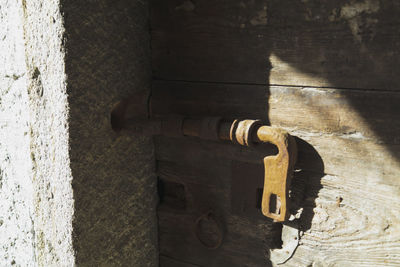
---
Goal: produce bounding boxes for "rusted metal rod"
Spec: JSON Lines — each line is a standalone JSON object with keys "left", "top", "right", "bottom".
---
{"left": 120, "top": 115, "right": 296, "bottom": 222}
{"left": 112, "top": 93, "right": 297, "bottom": 222}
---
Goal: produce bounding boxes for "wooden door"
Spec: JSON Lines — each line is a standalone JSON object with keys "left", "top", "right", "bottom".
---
{"left": 151, "top": 1, "right": 400, "bottom": 266}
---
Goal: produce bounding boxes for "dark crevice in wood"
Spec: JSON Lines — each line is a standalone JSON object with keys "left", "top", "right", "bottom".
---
{"left": 270, "top": 84, "right": 400, "bottom": 93}
{"left": 152, "top": 77, "right": 268, "bottom": 87}
{"left": 153, "top": 78, "right": 400, "bottom": 94}
{"left": 157, "top": 178, "right": 186, "bottom": 211}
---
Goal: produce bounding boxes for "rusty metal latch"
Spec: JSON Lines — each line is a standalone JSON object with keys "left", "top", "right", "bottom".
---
{"left": 112, "top": 93, "right": 297, "bottom": 222}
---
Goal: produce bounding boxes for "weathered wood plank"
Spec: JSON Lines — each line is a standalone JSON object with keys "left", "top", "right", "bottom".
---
{"left": 160, "top": 255, "right": 201, "bottom": 267}
{"left": 268, "top": 86, "right": 400, "bottom": 145}
{"left": 151, "top": 0, "right": 269, "bottom": 84}
{"left": 153, "top": 79, "right": 400, "bottom": 265}
{"left": 155, "top": 136, "right": 275, "bottom": 167}
{"left": 152, "top": 81, "right": 268, "bottom": 123}
{"left": 151, "top": 0, "right": 400, "bottom": 90}
{"left": 283, "top": 172, "right": 400, "bottom": 267}
{"left": 156, "top": 134, "right": 399, "bottom": 192}
{"left": 153, "top": 81, "right": 400, "bottom": 144}
{"left": 157, "top": 152, "right": 400, "bottom": 266}
{"left": 158, "top": 210, "right": 274, "bottom": 267}
{"left": 158, "top": 159, "right": 321, "bottom": 220}
{"left": 151, "top": 1, "right": 400, "bottom": 266}
{"left": 158, "top": 159, "right": 269, "bottom": 222}
{"left": 267, "top": 0, "right": 400, "bottom": 90}
{"left": 156, "top": 140, "right": 400, "bottom": 266}
{"left": 157, "top": 160, "right": 232, "bottom": 188}
{"left": 157, "top": 157, "right": 280, "bottom": 266}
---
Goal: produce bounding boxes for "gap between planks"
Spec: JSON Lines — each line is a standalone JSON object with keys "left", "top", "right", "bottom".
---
{"left": 152, "top": 78, "right": 400, "bottom": 93}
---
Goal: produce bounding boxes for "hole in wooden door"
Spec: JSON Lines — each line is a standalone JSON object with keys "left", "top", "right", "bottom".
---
{"left": 269, "top": 194, "right": 281, "bottom": 215}
{"left": 157, "top": 178, "right": 186, "bottom": 210}
{"left": 110, "top": 100, "right": 127, "bottom": 132}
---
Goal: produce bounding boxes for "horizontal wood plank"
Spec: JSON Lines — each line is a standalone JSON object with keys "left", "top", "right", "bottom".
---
{"left": 151, "top": 0, "right": 269, "bottom": 84}
{"left": 155, "top": 135, "right": 400, "bottom": 201}
{"left": 152, "top": 81, "right": 269, "bottom": 122}
{"left": 158, "top": 208, "right": 275, "bottom": 267}
{"left": 267, "top": 0, "right": 400, "bottom": 91}
{"left": 153, "top": 80, "right": 400, "bottom": 190}
{"left": 153, "top": 81, "right": 400, "bottom": 144}
{"left": 151, "top": 1, "right": 400, "bottom": 265}
{"left": 153, "top": 80, "right": 400, "bottom": 265}
{"left": 151, "top": 0, "right": 400, "bottom": 90}
{"left": 155, "top": 137, "right": 400, "bottom": 266}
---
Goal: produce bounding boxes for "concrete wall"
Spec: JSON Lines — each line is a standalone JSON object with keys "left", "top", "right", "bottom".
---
{"left": 0, "top": 0, "right": 74, "bottom": 265}
{"left": 61, "top": 0, "right": 158, "bottom": 265}
{"left": 1, "top": 1, "right": 39, "bottom": 265}
{"left": 0, "top": 0, "right": 157, "bottom": 266}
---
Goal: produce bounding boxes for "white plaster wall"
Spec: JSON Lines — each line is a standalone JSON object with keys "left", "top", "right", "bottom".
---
{"left": 0, "top": 0, "right": 74, "bottom": 266}
{"left": 0, "top": 1, "right": 35, "bottom": 265}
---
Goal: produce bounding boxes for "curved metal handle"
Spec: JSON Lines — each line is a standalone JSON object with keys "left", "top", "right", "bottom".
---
{"left": 228, "top": 120, "right": 297, "bottom": 221}
{"left": 256, "top": 126, "right": 297, "bottom": 222}
{"left": 116, "top": 97, "right": 298, "bottom": 222}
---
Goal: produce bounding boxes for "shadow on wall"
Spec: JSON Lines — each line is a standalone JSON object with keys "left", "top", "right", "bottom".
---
{"left": 60, "top": 1, "right": 158, "bottom": 266}
{"left": 267, "top": 0, "right": 400, "bottom": 156}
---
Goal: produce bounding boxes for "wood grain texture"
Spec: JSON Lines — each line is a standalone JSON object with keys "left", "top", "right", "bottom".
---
{"left": 152, "top": 80, "right": 400, "bottom": 266}
{"left": 152, "top": 81, "right": 400, "bottom": 188}
{"left": 157, "top": 157, "right": 278, "bottom": 266}
{"left": 267, "top": 0, "right": 400, "bottom": 90}
{"left": 158, "top": 211, "right": 274, "bottom": 267}
{"left": 284, "top": 174, "right": 400, "bottom": 267}
{"left": 153, "top": 81, "right": 400, "bottom": 144}
{"left": 151, "top": 0, "right": 269, "bottom": 84}
{"left": 155, "top": 135, "right": 399, "bottom": 190}
{"left": 151, "top": 0, "right": 400, "bottom": 90}
{"left": 152, "top": 81, "right": 268, "bottom": 122}
{"left": 155, "top": 135, "right": 400, "bottom": 266}
{"left": 151, "top": 0, "right": 400, "bottom": 266}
